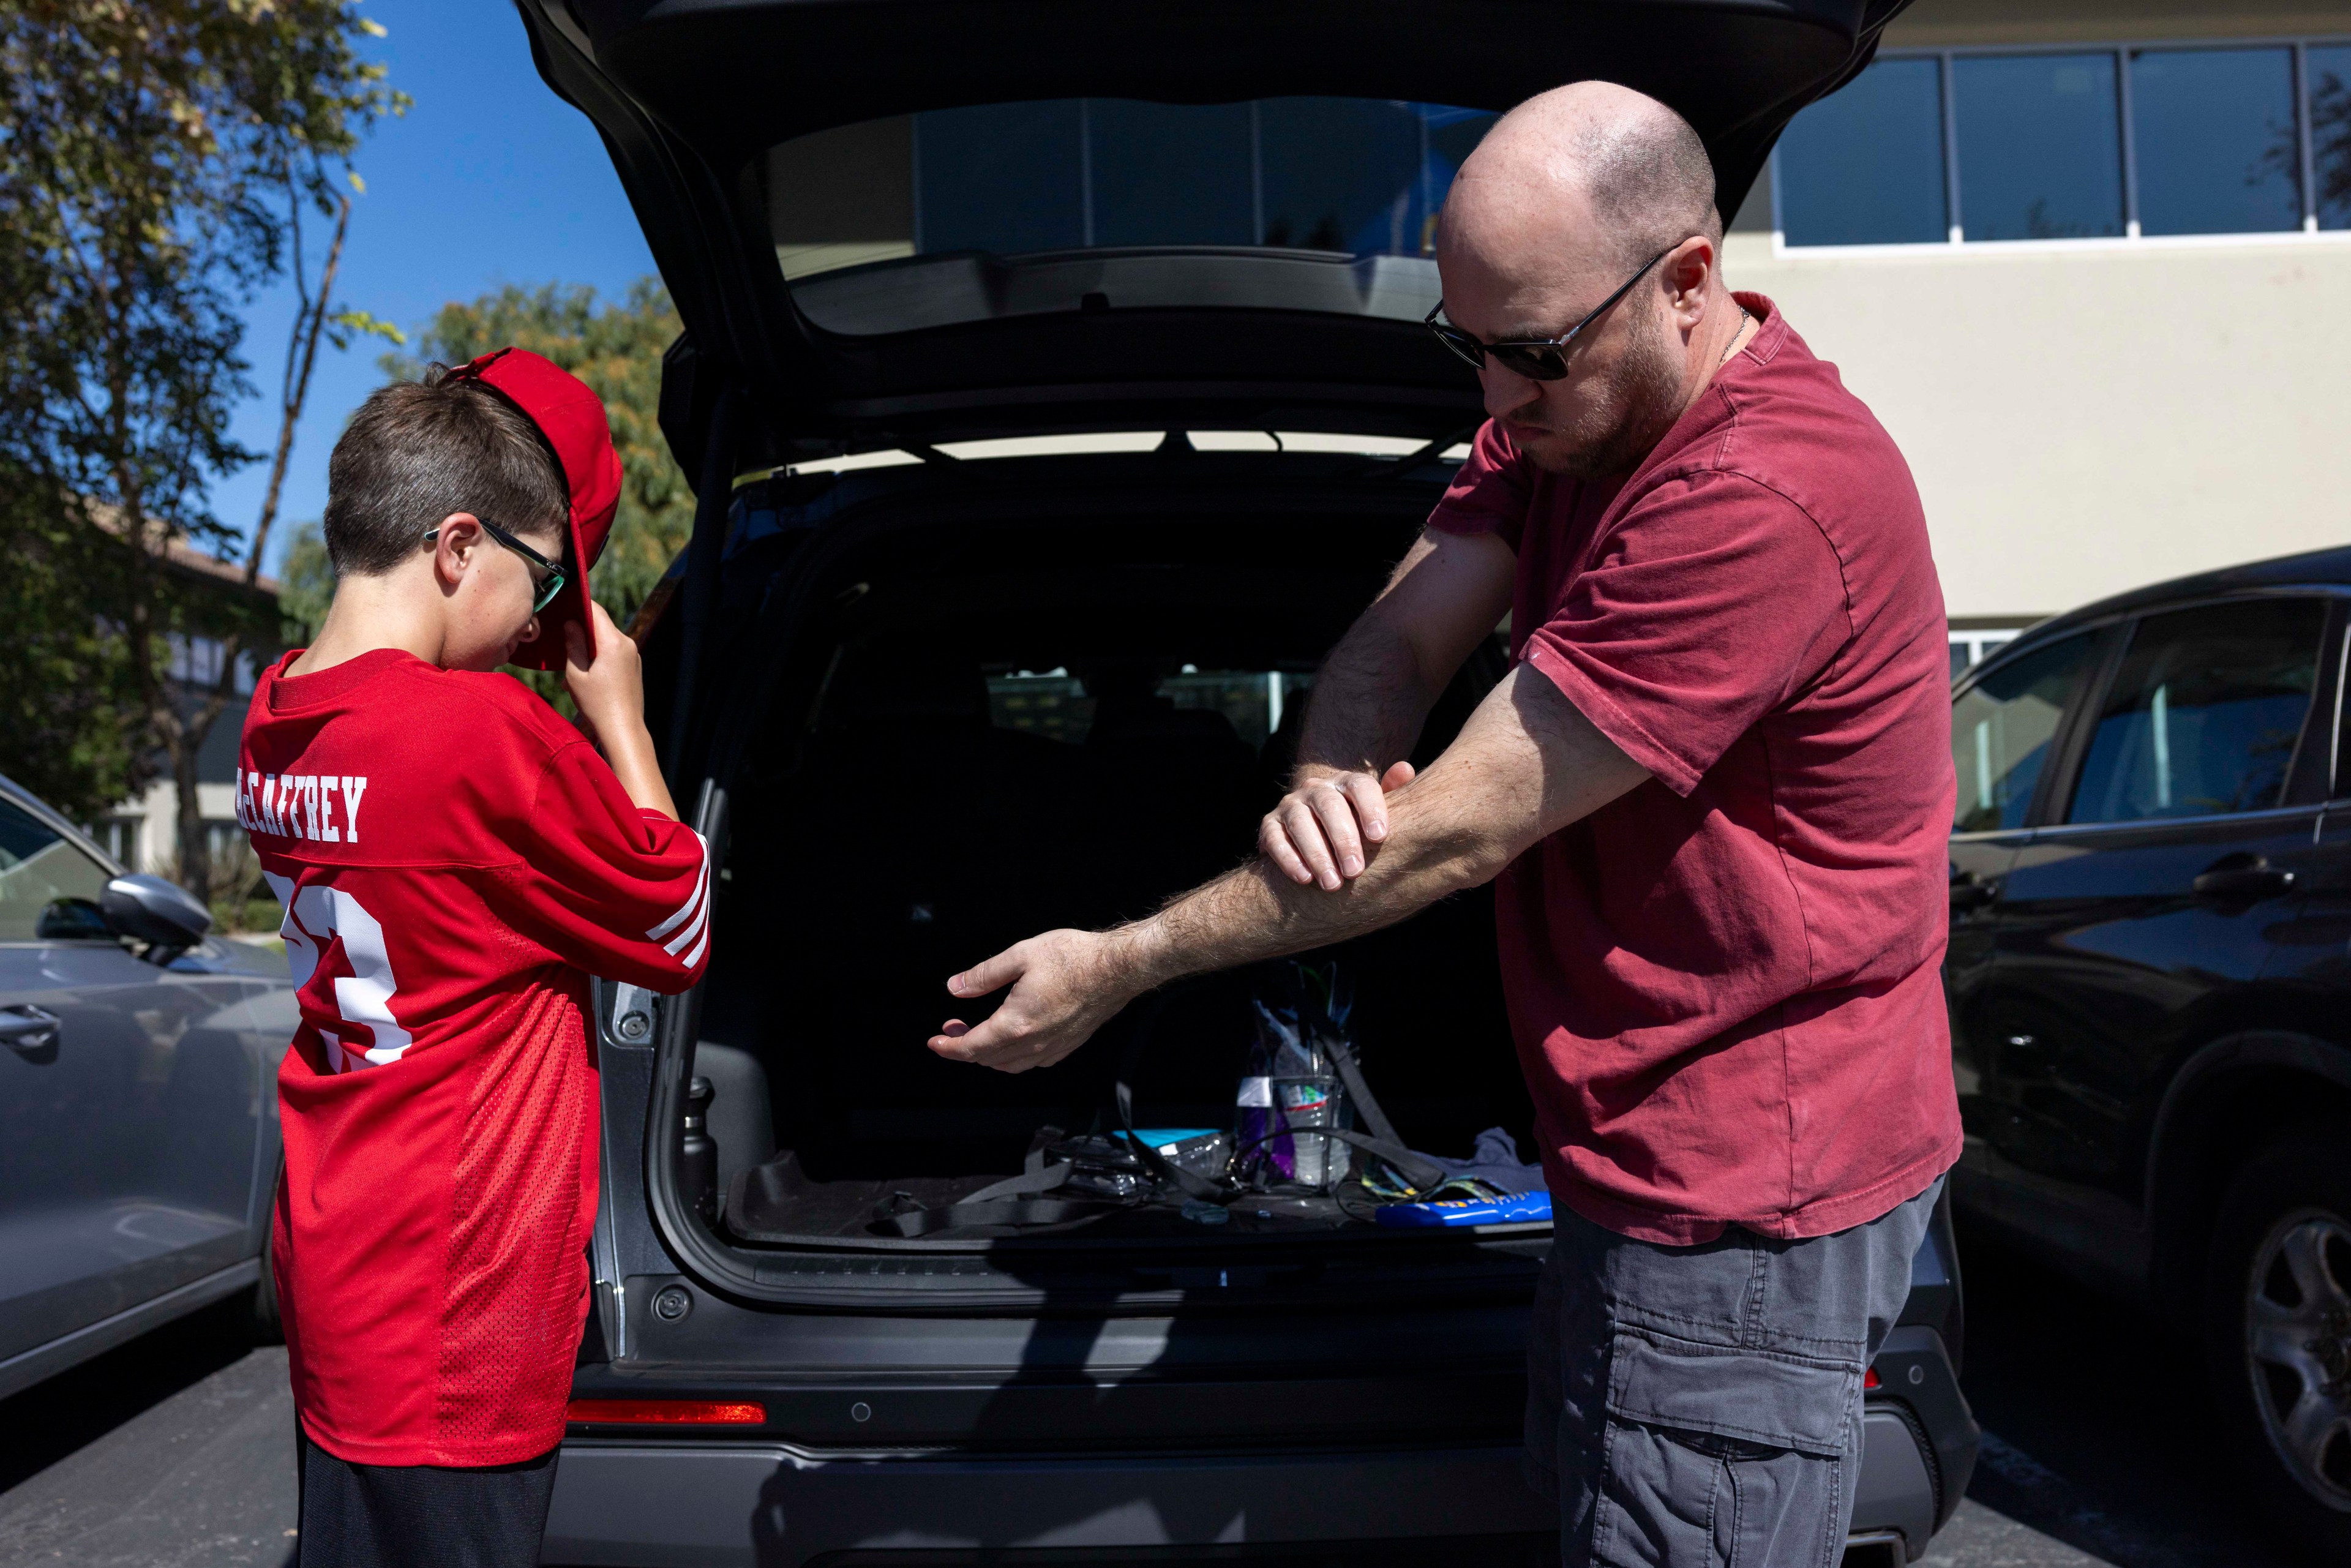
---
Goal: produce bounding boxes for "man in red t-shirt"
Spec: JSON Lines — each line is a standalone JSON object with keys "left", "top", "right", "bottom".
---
{"left": 931, "top": 83, "right": 1960, "bottom": 1564}
{"left": 242, "top": 348, "right": 708, "bottom": 1566}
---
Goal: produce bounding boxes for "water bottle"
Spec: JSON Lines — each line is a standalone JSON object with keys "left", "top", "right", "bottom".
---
{"left": 1238, "top": 997, "right": 1351, "bottom": 1190}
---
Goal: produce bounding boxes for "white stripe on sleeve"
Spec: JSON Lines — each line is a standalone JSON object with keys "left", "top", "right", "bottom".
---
{"left": 645, "top": 833, "right": 711, "bottom": 941}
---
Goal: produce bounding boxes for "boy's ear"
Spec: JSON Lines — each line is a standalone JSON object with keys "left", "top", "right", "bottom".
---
{"left": 430, "top": 513, "right": 482, "bottom": 586}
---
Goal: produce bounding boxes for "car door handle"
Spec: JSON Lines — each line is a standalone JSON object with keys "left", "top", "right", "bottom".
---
{"left": 0, "top": 1005, "right": 61, "bottom": 1053}
{"left": 2192, "top": 858, "right": 2297, "bottom": 899}
{"left": 1949, "top": 874, "right": 1999, "bottom": 911}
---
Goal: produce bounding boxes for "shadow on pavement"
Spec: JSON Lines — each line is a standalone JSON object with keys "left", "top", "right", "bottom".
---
{"left": 0, "top": 1295, "right": 258, "bottom": 1495}
{"left": 1952, "top": 1220, "right": 2293, "bottom": 1568}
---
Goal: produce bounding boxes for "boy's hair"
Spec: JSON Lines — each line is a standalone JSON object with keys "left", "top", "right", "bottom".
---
{"left": 321, "top": 363, "right": 570, "bottom": 577}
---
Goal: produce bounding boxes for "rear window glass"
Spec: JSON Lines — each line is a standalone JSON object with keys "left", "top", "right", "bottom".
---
{"left": 2066, "top": 598, "right": 2324, "bottom": 824}
{"left": 1952, "top": 632, "right": 2098, "bottom": 833}
{"left": 990, "top": 666, "right": 1313, "bottom": 751}
{"left": 766, "top": 98, "right": 1498, "bottom": 280}
{"left": 0, "top": 798, "right": 111, "bottom": 942}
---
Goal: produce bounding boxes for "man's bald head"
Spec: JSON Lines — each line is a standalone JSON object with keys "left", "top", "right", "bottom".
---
{"left": 1430, "top": 83, "right": 1747, "bottom": 481}
{"left": 1441, "top": 82, "right": 1719, "bottom": 276}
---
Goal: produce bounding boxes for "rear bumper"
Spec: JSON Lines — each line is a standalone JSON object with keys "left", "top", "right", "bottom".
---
{"left": 543, "top": 1440, "right": 1550, "bottom": 1567}
{"left": 544, "top": 1409, "right": 1961, "bottom": 1567}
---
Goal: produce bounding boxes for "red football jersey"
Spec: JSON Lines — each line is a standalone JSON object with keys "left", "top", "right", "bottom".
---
{"left": 239, "top": 647, "right": 710, "bottom": 1466}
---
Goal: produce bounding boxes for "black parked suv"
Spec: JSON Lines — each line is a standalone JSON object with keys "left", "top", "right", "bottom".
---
{"left": 517, "top": 2, "right": 1974, "bottom": 1562}
{"left": 1948, "top": 548, "right": 2351, "bottom": 1560}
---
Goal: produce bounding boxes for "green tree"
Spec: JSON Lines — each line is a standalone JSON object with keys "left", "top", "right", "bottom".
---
{"left": 0, "top": 1, "right": 399, "bottom": 878}
{"left": 387, "top": 280, "right": 692, "bottom": 631}
{"left": 0, "top": 486, "right": 144, "bottom": 819}
{"left": 277, "top": 517, "right": 336, "bottom": 644}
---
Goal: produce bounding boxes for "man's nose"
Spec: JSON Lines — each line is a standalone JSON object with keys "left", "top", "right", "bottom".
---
{"left": 1481, "top": 363, "right": 1540, "bottom": 423}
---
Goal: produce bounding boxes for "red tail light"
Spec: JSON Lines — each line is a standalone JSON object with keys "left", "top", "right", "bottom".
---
{"left": 1864, "top": 1367, "right": 1881, "bottom": 1390}
{"left": 566, "top": 1398, "right": 766, "bottom": 1425}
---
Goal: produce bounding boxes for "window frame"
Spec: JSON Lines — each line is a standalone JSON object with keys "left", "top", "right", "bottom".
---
{"left": 1985, "top": 589, "right": 2351, "bottom": 841}
{"left": 1772, "top": 33, "right": 2349, "bottom": 253}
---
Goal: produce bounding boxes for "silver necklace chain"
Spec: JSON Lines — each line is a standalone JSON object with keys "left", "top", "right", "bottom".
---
{"left": 1718, "top": 307, "right": 1753, "bottom": 367}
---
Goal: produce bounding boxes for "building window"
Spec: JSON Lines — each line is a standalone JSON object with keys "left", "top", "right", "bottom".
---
{"left": 2131, "top": 48, "right": 2301, "bottom": 236}
{"left": 1951, "top": 629, "right": 2024, "bottom": 681}
{"left": 1954, "top": 53, "right": 2126, "bottom": 240}
{"left": 2312, "top": 45, "right": 2351, "bottom": 227}
{"left": 164, "top": 633, "right": 258, "bottom": 694}
{"left": 89, "top": 817, "right": 138, "bottom": 867}
{"left": 1777, "top": 37, "right": 2350, "bottom": 247}
{"left": 1775, "top": 56, "right": 1948, "bottom": 244}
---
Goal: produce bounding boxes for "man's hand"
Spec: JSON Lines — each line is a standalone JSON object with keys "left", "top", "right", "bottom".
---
{"left": 928, "top": 928, "right": 1158, "bottom": 1073}
{"left": 1259, "top": 760, "right": 1416, "bottom": 888}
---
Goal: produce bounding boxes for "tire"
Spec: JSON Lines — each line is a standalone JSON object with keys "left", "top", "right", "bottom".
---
{"left": 2202, "top": 1129, "right": 2351, "bottom": 1562}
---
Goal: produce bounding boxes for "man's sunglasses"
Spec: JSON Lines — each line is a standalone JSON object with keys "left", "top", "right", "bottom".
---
{"left": 422, "top": 517, "right": 569, "bottom": 614}
{"left": 1424, "top": 249, "right": 1667, "bottom": 381}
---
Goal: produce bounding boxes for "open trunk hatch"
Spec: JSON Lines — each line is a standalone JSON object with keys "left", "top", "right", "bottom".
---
{"left": 522, "top": 1, "right": 1913, "bottom": 459}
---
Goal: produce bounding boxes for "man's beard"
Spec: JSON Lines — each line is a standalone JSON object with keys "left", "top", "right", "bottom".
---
{"left": 1520, "top": 313, "right": 1684, "bottom": 481}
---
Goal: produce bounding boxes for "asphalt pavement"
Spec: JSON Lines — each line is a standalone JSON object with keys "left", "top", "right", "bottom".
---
{"left": 0, "top": 1225, "right": 2301, "bottom": 1568}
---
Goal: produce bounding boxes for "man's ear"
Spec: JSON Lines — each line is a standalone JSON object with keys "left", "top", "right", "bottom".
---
{"left": 430, "top": 513, "right": 482, "bottom": 589}
{"left": 1662, "top": 236, "right": 1717, "bottom": 325}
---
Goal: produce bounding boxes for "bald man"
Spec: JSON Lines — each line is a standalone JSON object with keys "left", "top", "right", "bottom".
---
{"left": 930, "top": 83, "right": 1962, "bottom": 1565}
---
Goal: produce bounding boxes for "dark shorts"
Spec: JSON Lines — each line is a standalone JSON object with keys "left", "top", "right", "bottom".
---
{"left": 1526, "top": 1177, "right": 1944, "bottom": 1568}
{"left": 296, "top": 1426, "right": 560, "bottom": 1568}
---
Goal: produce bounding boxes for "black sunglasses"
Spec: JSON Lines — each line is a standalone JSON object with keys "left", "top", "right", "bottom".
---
{"left": 1425, "top": 249, "right": 1668, "bottom": 381}
{"left": 422, "top": 517, "right": 569, "bottom": 614}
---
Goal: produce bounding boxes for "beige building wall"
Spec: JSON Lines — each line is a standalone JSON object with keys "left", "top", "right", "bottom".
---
{"left": 1722, "top": 0, "right": 2351, "bottom": 626}
{"left": 1723, "top": 230, "right": 2351, "bottom": 625}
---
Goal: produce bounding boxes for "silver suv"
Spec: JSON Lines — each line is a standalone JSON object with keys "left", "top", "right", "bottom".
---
{"left": 517, "top": 2, "right": 1976, "bottom": 1562}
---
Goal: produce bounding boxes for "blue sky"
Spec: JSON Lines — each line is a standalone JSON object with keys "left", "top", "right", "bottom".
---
{"left": 211, "top": 0, "right": 661, "bottom": 575}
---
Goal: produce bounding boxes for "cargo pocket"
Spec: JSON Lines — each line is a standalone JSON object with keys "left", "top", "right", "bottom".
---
{"left": 1590, "top": 1327, "right": 1861, "bottom": 1568}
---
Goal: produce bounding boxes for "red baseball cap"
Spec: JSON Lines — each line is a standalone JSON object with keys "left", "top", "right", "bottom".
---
{"left": 444, "top": 347, "right": 623, "bottom": 672}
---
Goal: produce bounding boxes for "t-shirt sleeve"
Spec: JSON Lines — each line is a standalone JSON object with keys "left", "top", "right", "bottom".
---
{"left": 1426, "top": 418, "right": 1534, "bottom": 552}
{"left": 1521, "top": 471, "right": 1850, "bottom": 797}
{"left": 494, "top": 741, "right": 713, "bottom": 993}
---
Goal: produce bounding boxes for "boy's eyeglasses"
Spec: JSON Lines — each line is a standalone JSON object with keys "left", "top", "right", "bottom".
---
{"left": 422, "top": 518, "right": 568, "bottom": 614}
{"left": 1424, "top": 249, "right": 1667, "bottom": 382}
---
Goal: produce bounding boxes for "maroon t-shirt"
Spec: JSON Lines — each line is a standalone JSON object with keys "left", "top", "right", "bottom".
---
{"left": 1428, "top": 294, "right": 1961, "bottom": 1245}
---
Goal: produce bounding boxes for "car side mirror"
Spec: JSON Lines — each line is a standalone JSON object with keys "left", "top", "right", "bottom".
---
{"left": 100, "top": 874, "right": 212, "bottom": 964}
{"left": 36, "top": 897, "right": 114, "bottom": 941}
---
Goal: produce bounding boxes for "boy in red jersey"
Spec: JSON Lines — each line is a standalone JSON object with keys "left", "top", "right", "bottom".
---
{"left": 239, "top": 348, "right": 709, "bottom": 1567}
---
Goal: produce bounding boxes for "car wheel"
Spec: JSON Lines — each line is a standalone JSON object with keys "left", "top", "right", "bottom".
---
{"left": 2204, "top": 1130, "right": 2351, "bottom": 1561}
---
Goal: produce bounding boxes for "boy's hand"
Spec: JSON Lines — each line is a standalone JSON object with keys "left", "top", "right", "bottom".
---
{"left": 564, "top": 601, "right": 678, "bottom": 820}
{"left": 563, "top": 600, "right": 644, "bottom": 740}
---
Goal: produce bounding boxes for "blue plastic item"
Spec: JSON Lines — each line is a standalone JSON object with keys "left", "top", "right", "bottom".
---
{"left": 1374, "top": 1190, "right": 1554, "bottom": 1228}
{"left": 1117, "top": 1128, "right": 1220, "bottom": 1152}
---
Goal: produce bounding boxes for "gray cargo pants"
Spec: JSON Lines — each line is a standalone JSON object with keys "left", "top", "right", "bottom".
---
{"left": 1526, "top": 1177, "right": 1943, "bottom": 1567}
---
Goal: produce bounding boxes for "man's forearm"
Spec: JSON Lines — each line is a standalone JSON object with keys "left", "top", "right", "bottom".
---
{"left": 1292, "top": 618, "right": 1442, "bottom": 779}
{"left": 1290, "top": 530, "right": 1515, "bottom": 783}
{"left": 1117, "top": 776, "right": 1512, "bottom": 990}
{"left": 928, "top": 666, "right": 1648, "bottom": 1076}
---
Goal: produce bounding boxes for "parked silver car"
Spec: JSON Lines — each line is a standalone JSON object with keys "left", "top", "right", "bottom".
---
{"left": 0, "top": 775, "right": 293, "bottom": 1399}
